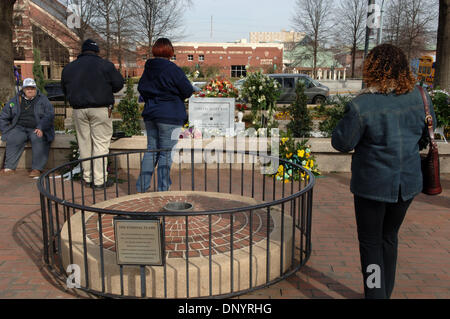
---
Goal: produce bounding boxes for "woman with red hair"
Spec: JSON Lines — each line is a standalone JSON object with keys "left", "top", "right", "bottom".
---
{"left": 332, "top": 44, "right": 437, "bottom": 299}
{"left": 137, "top": 38, "right": 194, "bottom": 192}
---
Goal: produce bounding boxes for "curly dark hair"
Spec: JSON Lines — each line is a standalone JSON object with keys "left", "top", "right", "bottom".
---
{"left": 363, "top": 44, "right": 416, "bottom": 95}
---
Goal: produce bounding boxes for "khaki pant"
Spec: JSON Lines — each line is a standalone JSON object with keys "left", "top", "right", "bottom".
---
{"left": 73, "top": 107, "right": 112, "bottom": 186}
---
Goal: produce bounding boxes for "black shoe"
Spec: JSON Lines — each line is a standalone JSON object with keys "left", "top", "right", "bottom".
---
{"left": 92, "top": 179, "right": 115, "bottom": 190}
{"left": 82, "top": 180, "right": 92, "bottom": 188}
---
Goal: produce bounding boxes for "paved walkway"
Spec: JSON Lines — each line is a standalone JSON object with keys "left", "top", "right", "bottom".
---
{"left": 0, "top": 170, "right": 448, "bottom": 299}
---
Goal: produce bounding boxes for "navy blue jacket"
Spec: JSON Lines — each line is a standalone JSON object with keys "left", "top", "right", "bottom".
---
{"left": 138, "top": 58, "right": 194, "bottom": 125}
{"left": 61, "top": 53, "right": 124, "bottom": 109}
{"left": 0, "top": 90, "right": 55, "bottom": 142}
{"left": 331, "top": 86, "right": 436, "bottom": 203}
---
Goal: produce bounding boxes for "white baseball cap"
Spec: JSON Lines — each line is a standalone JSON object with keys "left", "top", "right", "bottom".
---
{"left": 23, "top": 78, "right": 37, "bottom": 88}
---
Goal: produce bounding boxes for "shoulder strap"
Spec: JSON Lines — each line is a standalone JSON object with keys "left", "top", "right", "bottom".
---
{"left": 417, "top": 86, "right": 436, "bottom": 147}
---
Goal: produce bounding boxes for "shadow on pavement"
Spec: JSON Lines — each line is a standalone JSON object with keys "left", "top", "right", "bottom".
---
{"left": 12, "top": 208, "right": 94, "bottom": 299}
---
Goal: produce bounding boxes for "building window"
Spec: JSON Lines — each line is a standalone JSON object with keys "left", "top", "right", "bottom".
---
{"left": 14, "top": 16, "right": 23, "bottom": 27}
{"left": 199, "top": 55, "right": 204, "bottom": 61}
{"left": 188, "top": 55, "right": 193, "bottom": 61}
{"left": 231, "top": 65, "right": 247, "bottom": 78}
{"left": 171, "top": 55, "right": 176, "bottom": 61}
{"left": 14, "top": 46, "right": 25, "bottom": 60}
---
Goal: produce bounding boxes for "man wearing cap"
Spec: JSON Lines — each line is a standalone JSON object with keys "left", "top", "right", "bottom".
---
{"left": 0, "top": 78, "right": 55, "bottom": 177}
{"left": 61, "top": 39, "right": 124, "bottom": 189}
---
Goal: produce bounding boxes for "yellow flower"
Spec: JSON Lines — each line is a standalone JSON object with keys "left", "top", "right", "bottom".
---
{"left": 286, "top": 152, "right": 293, "bottom": 159}
{"left": 306, "top": 153, "right": 310, "bottom": 158}
{"left": 281, "top": 137, "right": 289, "bottom": 145}
{"left": 297, "top": 149, "right": 305, "bottom": 158}
{"left": 310, "top": 160, "right": 314, "bottom": 167}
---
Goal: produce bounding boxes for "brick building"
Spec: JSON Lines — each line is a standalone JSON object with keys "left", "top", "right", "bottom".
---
{"left": 13, "top": 0, "right": 81, "bottom": 81}
{"left": 12, "top": 0, "right": 136, "bottom": 81}
{"left": 136, "top": 41, "right": 284, "bottom": 78}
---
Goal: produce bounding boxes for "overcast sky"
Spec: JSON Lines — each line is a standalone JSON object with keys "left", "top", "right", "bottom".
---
{"left": 181, "top": 0, "right": 297, "bottom": 43}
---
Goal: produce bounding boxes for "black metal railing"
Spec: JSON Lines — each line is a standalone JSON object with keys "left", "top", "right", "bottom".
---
{"left": 37, "top": 149, "right": 315, "bottom": 298}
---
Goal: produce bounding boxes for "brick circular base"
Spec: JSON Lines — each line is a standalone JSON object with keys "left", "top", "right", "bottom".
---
{"left": 85, "top": 193, "right": 274, "bottom": 258}
{"left": 60, "top": 191, "right": 294, "bottom": 298}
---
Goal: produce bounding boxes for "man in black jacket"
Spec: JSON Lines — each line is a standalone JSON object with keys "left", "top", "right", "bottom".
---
{"left": 61, "top": 39, "right": 124, "bottom": 189}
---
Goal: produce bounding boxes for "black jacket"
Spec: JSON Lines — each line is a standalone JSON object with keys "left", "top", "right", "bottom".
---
{"left": 139, "top": 57, "right": 194, "bottom": 125}
{"left": 61, "top": 53, "right": 124, "bottom": 109}
{"left": 331, "top": 86, "right": 436, "bottom": 203}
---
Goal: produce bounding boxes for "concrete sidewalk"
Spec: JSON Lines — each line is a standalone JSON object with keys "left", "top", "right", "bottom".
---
{"left": 0, "top": 170, "right": 448, "bottom": 299}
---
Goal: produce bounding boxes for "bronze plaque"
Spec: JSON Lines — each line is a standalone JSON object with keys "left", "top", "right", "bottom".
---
{"left": 114, "top": 218, "right": 163, "bottom": 266}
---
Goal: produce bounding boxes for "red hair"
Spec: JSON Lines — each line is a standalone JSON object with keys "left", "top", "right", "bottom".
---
{"left": 152, "top": 38, "right": 174, "bottom": 58}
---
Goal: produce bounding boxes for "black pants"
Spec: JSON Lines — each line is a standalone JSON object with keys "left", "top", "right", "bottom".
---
{"left": 354, "top": 194, "right": 413, "bottom": 299}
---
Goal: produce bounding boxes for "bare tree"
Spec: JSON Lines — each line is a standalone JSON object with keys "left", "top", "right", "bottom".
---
{"left": 0, "top": 0, "right": 16, "bottom": 105}
{"left": 111, "top": 0, "right": 134, "bottom": 73}
{"left": 334, "top": 0, "right": 366, "bottom": 78}
{"left": 64, "top": 0, "right": 99, "bottom": 46}
{"left": 291, "top": 0, "right": 335, "bottom": 79}
{"left": 129, "top": 0, "right": 192, "bottom": 56}
{"left": 384, "top": 0, "right": 438, "bottom": 60}
{"left": 434, "top": 0, "right": 450, "bottom": 90}
{"left": 94, "top": 0, "right": 114, "bottom": 59}
{"left": 384, "top": 0, "right": 406, "bottom": 47}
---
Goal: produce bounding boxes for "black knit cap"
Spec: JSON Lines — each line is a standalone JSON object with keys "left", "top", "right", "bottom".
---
{"left": 82, "top": 39, "right": 100, "bottom": 53}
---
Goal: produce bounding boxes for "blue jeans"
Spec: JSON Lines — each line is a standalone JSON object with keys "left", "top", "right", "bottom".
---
{"left": 136, "top": 121, "right": 180, "bottom": 192}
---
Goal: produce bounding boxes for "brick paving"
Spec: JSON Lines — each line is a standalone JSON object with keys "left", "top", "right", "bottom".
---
{"left": 86, "top": 194, "right": 273, "bottom": 258}
{"left": 0, "top": 170, "right": 448, "bottom": 299}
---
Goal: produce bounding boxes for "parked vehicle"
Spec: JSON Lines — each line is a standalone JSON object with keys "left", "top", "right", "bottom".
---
{"left": 235, "top": 74, "right": 329, "bottom": 104}
{"left": 268, "top": 74, "right": 329, "bottom": 104}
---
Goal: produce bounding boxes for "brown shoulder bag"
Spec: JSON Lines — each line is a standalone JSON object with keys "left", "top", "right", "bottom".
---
{"left": 418, "top": 86, "right": 442, "bottom": 195}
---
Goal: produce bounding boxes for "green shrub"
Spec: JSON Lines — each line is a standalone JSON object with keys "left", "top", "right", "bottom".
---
{"left": 32, "top": 49, "right": 47, "bottom": 95}
{"left": 287, "top": 81, "right": 312, "bottom": 137}
{"left": 117, "top": 78, "right": 142, "bottom": 136}
{"left": 317, "top": 94, "right": 354, "bottom": 137}
{"left": 429, "top": 89, "right": 450, "bottom": 128}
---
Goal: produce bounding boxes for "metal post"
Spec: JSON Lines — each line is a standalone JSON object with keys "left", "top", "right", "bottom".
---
{"left": 363, "top": 0, "right": 376, "bottom": 89}
{"left": 377, "top": 0, "right": 385, "bottom": 45}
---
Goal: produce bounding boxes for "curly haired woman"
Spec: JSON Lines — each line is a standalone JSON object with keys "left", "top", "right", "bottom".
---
{"left": 331, "top": 44, "right": 436, "bottom": 299}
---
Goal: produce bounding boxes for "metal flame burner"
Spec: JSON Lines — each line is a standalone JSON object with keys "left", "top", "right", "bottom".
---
{"left": 163, "top": 201, "right": 194, "bottom": 212}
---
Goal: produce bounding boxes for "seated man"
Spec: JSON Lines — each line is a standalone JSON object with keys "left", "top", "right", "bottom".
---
{"left": 0, "top": 78, "right": 55, "bottom": 177}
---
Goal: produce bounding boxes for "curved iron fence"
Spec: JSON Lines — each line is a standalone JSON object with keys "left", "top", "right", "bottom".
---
{"left": 37, "top": 149, "right": 315, "bottom": 298}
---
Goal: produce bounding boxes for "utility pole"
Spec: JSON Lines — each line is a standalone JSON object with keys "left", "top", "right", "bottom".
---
{"left": 377, "top": 0, "right": 385, "bottom": 45}
{"left": 363, "top": 0, "right": 376, "bottom": 88}
{"left": 210, "top": 15, "right": 213, "bottom": 39}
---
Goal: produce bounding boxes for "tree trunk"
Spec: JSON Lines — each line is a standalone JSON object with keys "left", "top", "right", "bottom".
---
{"left": 313, "top": 36, "right": 318, "bottom": 79}
{"left": 0, "top": 0, "right": 16, "bottom": 105}
{"left": 351, "top": 39, "right": 357, "bottom": 79}
{"left": 434, "top": 0, "right": 450, "bottom": 91}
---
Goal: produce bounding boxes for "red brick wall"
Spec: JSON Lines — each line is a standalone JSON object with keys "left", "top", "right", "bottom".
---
{"left": 13, "top": 0, "right": 80, "bottom": 80}
{"left": 136, "top": 43, "right": 284, "bottom": 78}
